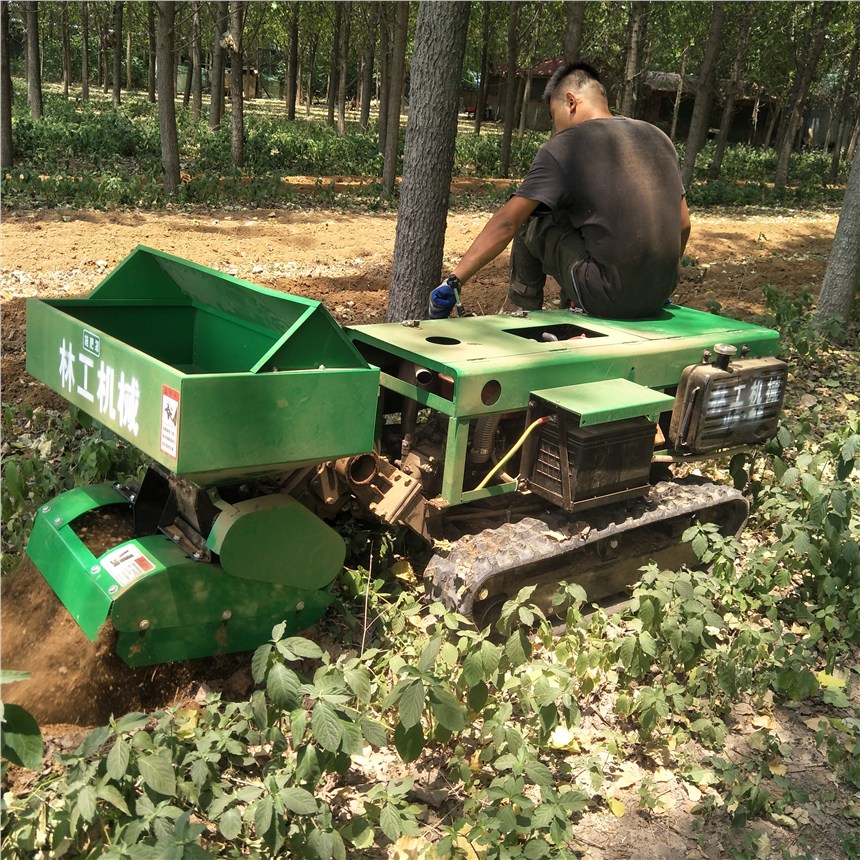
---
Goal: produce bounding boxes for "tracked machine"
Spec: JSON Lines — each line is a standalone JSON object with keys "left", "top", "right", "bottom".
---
{"left": 25, "top": 247, "right": 787, "bottom": 665}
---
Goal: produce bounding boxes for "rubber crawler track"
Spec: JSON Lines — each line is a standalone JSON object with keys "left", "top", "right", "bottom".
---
{"left": 424, "top": 480, "right": 748, "bottom": 625}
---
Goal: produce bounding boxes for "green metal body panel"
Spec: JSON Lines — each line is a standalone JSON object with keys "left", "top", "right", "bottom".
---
{"left": 26, "top": 483, "right": 340, "bottom": 667}
{"left": 531, "top": 379, "right": 675, "bottom": 426}
{"left": 347, "top": 306, "right": 781, "bottom": 505}
{"left": 26, "top": 246, "right": 379, "bottom": 486}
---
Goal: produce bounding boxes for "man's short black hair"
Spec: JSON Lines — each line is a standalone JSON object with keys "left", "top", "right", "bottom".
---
{"left": 543, "top": 62, "right": 605, "bottom": 106}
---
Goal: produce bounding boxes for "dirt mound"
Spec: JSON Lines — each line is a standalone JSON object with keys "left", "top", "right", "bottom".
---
{"left": 1, "top": 558, "right": 253, "bottom": 726}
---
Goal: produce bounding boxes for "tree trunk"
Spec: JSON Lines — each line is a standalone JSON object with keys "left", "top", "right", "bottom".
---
{"left": 210, "top": 1, "right": 228, "bottom": 129}
{"left": 126, "top": 20, "right": 132, "bottom": 91}
{"left": 829, "top": 23, "right": 860, "bottom": 183}
{"left": 378, "top": 3, "right": 391, "bottom": 152}
{"left": 815, "top": 149, "right": 860, "bottom": 325}
{"left": 327, "top": 3, "right": 342, "bottom": 127}
{"left": 388, "top": 1, "right": 471, "bottom": 322}
{"left": 680, "top": 1, "right": 725, "bottom": 189}
{"left": 227, "top": 1, "right": 245, "bottom": 167}
{"left": 562, "top": 1, "right": 585, "bottom": 61}
{"left": 500, "top": 1, "right": 520, "bottom": 178}
{"left": 306, "top": 34, "right": 318, "bottom": 116}
{"left": 359, "top": 2, "right": 377, "bottom": 132}
{"left": 670, "top": 45, "right": 689, "bottom": 142}
{"left": 82, "top": 1, "right": 90, "bottom": 99}
{"left": 708, "top": 11, "right": 751, "bottom": 180}
{"left": 286, "top": 1, "right": 299, "bottom": 120}
{"left": 774, "top": 1, "right": 835, "bottom": 190}
{"left": 61, "top": 2, "right": 71, "bottom": 97}
{"left": 112, "top": 1, "right": 122, "bottom": 106}
{"left": 25, "top": 1, "right": 42, "bottom": 120}
{"left": 620, "top": 1, "right": 648, "bottom": 118}
{"left": 473, "top": 1, "right": 490, "bottom": 133}
{"left": 156, "top": 1, "right": 179, "bottom": 195}
{"left": 146, "top": 1, "right": 155, "bottom": 101}
{"left": 190, "top": 0, "right": 202, "bottom": 118}
{"left": 1, "top": 0, "right": 13, "bottom": 168}
{"left": 518, "top": 65, "right": 533, "bottom": 137}
{"left": 381, "top": 1, "right": 408, "bottom": 197}
{"left": 337, "top": 2, "right": 351, "bottom": 135}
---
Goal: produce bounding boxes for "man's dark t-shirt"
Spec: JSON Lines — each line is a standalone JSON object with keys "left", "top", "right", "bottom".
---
{"left": 515, "top": 117, "right": 684, "bottom": 318}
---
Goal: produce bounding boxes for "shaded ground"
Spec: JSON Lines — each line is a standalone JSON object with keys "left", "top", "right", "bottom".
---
{"left": 2, "top": 204, "right": 854, "bottom": 859}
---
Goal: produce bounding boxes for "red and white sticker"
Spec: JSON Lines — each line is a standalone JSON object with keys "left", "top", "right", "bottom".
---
{"left": 102, "top": 545, "right": 156, "bottom": 587}
{"left": 160, "top": 385, "right": 180, "bottom": 458}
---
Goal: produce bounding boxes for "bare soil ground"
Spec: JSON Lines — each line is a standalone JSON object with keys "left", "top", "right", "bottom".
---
{"left": 2, "top": 204, "right": 854, "bottom": 859}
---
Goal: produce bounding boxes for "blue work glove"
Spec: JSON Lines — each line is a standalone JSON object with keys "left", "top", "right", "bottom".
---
{"left": 428, "top": 276, "right": 460, "bottom": 319}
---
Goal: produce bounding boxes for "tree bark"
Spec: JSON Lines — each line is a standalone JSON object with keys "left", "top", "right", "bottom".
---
{"left": 326, "top": 3, "right": 341, "bottom": 127}
{"left": 337, "top": 2, "right": 351, "bottom": 135}
{"left": 305, "top": 34, "right": 318, "bottom": 116}
{"left": 359, "top": 2, "right": 377, "bottom": 132}
{"left": 1, "top": 0, "right": 13, "bottom": 168}
{"left": 82, "top": 1, "right": 90, "bottom": 99}
{"left": 620, "top": 1, "right": 648, "bottom": 119}
{"left": 829, "top": 23, "right": 860, "bottom": 183}
{"left": 562, "top": 1, "right": 585, "bottom": 61}
{"left": 227, "top": 1, "right": 245, "bottom": 167}
{"left": 378, "top": 3, "right": 391, "bottom": 152}
{"left": 156, "top": 1, "right": 180, "bottom": 195}
{"left": 500, "top": 2, "right": 520, "bottom": 178}
{"left": 473, "top": 1, "right": 490, "bottom": 133}
{"left": 126, "top": 17, "right": 132, "bottom": 91}
{"left": 286, "top": 1, "right": 299, "bottom": 120}
{"left": 25, "top": 1, "right": 42, "bottom": 120}
{"left": 190, "top": 0, "right": 202, "bottom": 118}
{"left": 112, "top": 1, "right": 122, "bottom": 106}
{"left": 774, "top": 1, "right": 835, "bottom": 189}
{"left": 381, "top": 1, "right": 408, "bottom": 197}
{"left": 680, "top": 1, "right": 725, "bottom": 189}
{"left": 670, "top": 45, "right": 689, "bottom": 142}
{"left": 146, "top": 1, "right": 155, "bottom": 101}
{"left": 210, "top": 1, "right": 228, "bottom": 129}
{"left": 708, "top": 10, "right": 751, "bottom": 180}
{"left": 389, "top": 1, "right": 471, "bottom": 322}
{"left": 61, "top": 2, "right": 71, "bottom": 97}
{"left": 815, "top": 150, "right": 860, "bottom": 325}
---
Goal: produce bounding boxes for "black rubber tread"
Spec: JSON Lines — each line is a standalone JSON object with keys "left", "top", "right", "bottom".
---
{"left": 424, "top": 480, "right": 748, "bottom": 622}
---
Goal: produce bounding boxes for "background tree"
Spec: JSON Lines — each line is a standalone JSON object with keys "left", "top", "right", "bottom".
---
{"left": 112, "top": 1, "right": 122, "bottom": 106}
{"left": 563, "top": 1, "right": 585, "bottom": 62}
{"left": 336, "top": 1, "right": 352, "bottom": 135}
{"left": 381, "top": 1, "right": 409, "bottom": 198}
{"left": 680, "top": 1, "right": 725, "bottom": 189}
{"left": 189, "top": 0, "right": 202, "bottom": 119}
{"left": 156, "top": 1, "right": 179, "bottom": 195}
{"left": 326, "top": 3, "right": 342, "bottom": 127}
{"left": 61, "top": 1, "right": 71, "bottom": 98}
{"left": 1, "top": 0, "right": 12, "bottom": 168}
{"left": 286, "top": 1, "right": 299, "bottom": 120}
{"left": 24, "top": 0, "right": 42, "bottom": 121}
{"left": 816, "top": 150, "right": 860, "bottom": 325}
{"left": 226, "top": 0, "right": 246, "bottom": 167}
{"left": 210, "top": 1, "right": 228, "bottom": 129}
{"left": 358, "top": 3, "right": 377, "bottom": 132}
{"left": 81, "top": 0, "right": 90, "bottom": 100}
{"left": 145, "top": 0, "right": 154, "bottom": 102}
{"left": 619, "top": 1, "right": 648, "bottom": 118}
{"left": 389, "top": 1, "right": 471, "bottom": 322}
{"left": 499, "top": 1, "right": 520, "bottom": 177}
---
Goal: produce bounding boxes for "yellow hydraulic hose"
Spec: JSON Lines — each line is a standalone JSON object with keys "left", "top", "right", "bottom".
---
{"left": 475, "top": 416, "right": 549, "bottom": 491}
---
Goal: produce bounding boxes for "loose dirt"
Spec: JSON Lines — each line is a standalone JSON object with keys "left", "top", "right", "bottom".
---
{"left": 0, "top": 204, "right": 851, "bottom": 858}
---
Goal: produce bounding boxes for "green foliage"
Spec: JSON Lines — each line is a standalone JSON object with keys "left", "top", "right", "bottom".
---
{"left": 0, "top": 673, "right": 43, "bottom": 773}
{"left": 1, "top": 405, "right": 147, "bottom": 574}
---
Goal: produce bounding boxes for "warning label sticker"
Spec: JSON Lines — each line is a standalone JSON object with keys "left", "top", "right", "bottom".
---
{"left": 160, "top": 385, "right": 180, "bottom": 458}
{"left": 101, "top": 545, "right": 157, "bottom": 587}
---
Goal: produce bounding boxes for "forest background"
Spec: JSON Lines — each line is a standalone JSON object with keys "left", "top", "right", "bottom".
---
{"left": 2, "top": 2, "right": 860, "bottom": 860}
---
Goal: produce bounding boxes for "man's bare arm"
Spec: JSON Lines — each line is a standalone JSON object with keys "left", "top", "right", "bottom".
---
{"left": 451, "top": 195, "right": 540, "bottom": 284}
{"left": 680, "top": 196, "right": 691, "bottom": 258}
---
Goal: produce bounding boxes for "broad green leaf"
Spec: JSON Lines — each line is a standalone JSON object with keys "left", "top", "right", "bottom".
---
{"left": 418, "top": 636, "right": 442, "bottom": 673}
{"left": 461, "top": 651, "right": 484, "bottom": 688}
{"left": 219, "top": 807, "right": 243, "bottom": 840}
{"left": 398, "top": 680, "right": 425, "bottom": 729}
{"left": 190, "top": 757, "right": 211, "bottom": 789}
{"left": 618, "top": 636, "right": 636, "bottom": 670}
{"left": 344, "top": 667, "right": 372, "bottom": 704}
{"left": 359, "top": 716, "right": 388, "bottom": 748}
{"left": 254, "top": 794, "right": 274, "bottom": 836}
{"left": 76, "top": 725, "right": 111, "bottom": 757}
{"left": 505, "top": 630, "right": 530, "bottom": 667}
{"left": 311, "top": 700, "right": 343, "bottom": 753}
{"left": 138, "top": 752, "right": 176, "bottom": 797}
{"left": 252, "top": 644, "right": 272, "bottom": 684}
{"left": 440, "top": 642, "right": 459, "bottom": 667}
{"left": 279, "top": 637, "right": 324, "bottom": 661}
{"left": 114, "top": 712, "right": 149, "bottom": 733}
{"left": 107, "top": 736, "right": 130, "bottom": 781}
{"left": 340, "top": 816, "right": 374, "bottom": 849}
{"left": 480, "top": 641, "right": 502, "bottom": 676}
{"left": 281, "top": 786, "right": 318, "bottom": 815}
{"left": 339, "top": 718, "right": 365, "bottom": 755}
{"left": 0, "top": 703, "right": 42, "bottom": 770}
{"left": 524, "top": 761, "right": 554, "bottom": 789}
{"left": 379, "top": 804, "right": 402, "bottom": 842}
{"left": 429, "top": 687, "right": 465, "bottom": 732}
{"left": 97, "top": 784, "right": 131, "bottom": 815}
{"left": 251, "top": 689, "right": 268, "bottom": 731}
{"left": 393, "top": 720, "right": 425, "bottom": 763}
{"left": 0, "top": 670, "right": 30, "bottom": 684}
{"left": 76, "top": 784, "right": 98, "bottom": 824}
{"left": 267, "top": 663, "right": 302, "bottom": 711}
{"left": 308, "top": 828, "right": 335, "bottom": 860}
